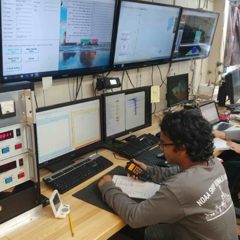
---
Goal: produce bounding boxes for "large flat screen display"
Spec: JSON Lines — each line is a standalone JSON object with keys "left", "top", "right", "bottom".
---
{"left": 172, "top": 8, "right": 219, "bottom": 62}
{"left": 113, "top": 0, "right": 180, "bottom": 70}
{"left": 1, "top": 0, "right": 117, "bottom": 82}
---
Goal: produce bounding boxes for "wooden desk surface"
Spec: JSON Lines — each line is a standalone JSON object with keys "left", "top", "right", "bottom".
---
{"left": 3, "top": 118, "right": 161, "bottom": 240}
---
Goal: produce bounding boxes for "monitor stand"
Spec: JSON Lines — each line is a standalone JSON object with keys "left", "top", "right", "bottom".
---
{"left": 45, "top": 159, "right": 74, "bottom": 173}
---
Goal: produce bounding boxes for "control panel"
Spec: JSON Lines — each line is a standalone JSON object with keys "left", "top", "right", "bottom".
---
{"left": 0, "top": 124, "right": 27, "bottom": 161}
{"left": 0, "top": 82, "right": 41, "bottom": 229}
{"left": 0, "top": 153, "right": 30, "bottom": 192}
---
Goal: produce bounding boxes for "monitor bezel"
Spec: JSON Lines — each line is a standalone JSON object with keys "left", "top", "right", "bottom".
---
{"left": 111, "top": 0, "right": 181, "bottom": 70}
{"left": 225, "top": 68, "right": 240, "bottom": 104}
{"left": 166, "top": 73, "right": 189, "bottom": 107}
{"left": 198, "top": 100, "right": 220, "bottom": 125}
{"left": 34, "top": 96, "right": 103, "bottom": 169}
{"left": 102, "top": 86, "right": 152, "bottom": 141}
{"left": 171, "top": 7, "right": 219, "bottom": 63}
{"left": 0, "top": 0, "right": 119, "bottom": 83}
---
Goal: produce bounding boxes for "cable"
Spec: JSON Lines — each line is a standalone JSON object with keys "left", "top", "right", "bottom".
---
{"left": 166, "top": 62, "right": 172, "bottom": 79}
{"left": 75, "top": 76, "right": 83, "bottom": 100}
{"left": 151, "top": 66, "right": 154, "bottom": 85}
{"left": 43, "top": 89, "right": 46, "bottom": 107}
{"left": 157, "top": 65, "right": 165, "bottom": 87}
{"left": 34, "top": 92, "right": 39, "bottom": 109}
{"left": 189, "top": 60, "right": 196, "bottom": 98}
{"left": 126, "top": 70, "right": 135, "bottom": 88}
{"left": 121, "top": 70, "right": 125, "bottom": 90}
{"left": 68, "top": 78, "right": 73, "bottom": 101}
{"left": 105, "top": 71, "right": 111, "bottom": 77}
{"left": 113, "top": 152, "right": 126, "bottom": 161}
{"left": 75, "top": 76, "right": 79, "bottom": 100}
{"left": 152, "top": 103, "right": 157, "bottom": 114}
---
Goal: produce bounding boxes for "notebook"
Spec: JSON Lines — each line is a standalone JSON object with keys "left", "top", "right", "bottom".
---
{"left": 198, "top": 101, "right": 234, "bottom": 131}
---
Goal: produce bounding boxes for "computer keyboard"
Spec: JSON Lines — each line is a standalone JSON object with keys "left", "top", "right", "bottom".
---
{"left": 116, "top": 133, "right": 159, "bottom": 159}
{"left": 217, "top": 122, "right": 232, "bottom": 131}
{"left": 43, "top": 154, "right": 113, "bottom": 194}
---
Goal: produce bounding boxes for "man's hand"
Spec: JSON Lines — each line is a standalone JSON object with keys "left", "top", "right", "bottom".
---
{"left": 227, "top": 141, "right": 240, "bottom": 154}
{"left": 127, "top": 159, "right": 147, "bottom": 180}
{"left": 98, "top": 175, "right": 112, "bottom": 189}
{"left": 131, "top": 159, "right": 147, "bottom": 171}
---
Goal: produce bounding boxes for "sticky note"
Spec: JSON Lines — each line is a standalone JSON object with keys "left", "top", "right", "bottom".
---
{"left": 151, "top": 86, "right": 160, "bottom": 103}
{"left": 42, "top": 76, "right": 53, "bottom": 90}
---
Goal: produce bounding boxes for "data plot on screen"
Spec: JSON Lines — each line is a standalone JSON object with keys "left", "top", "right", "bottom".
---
{"left": 35, "top": 97, "right": 102, "bottom": 167}
{"left": 71, "top": 100, "right": 101, "bottom": 148}
{"left": 105, "top": 94, "right": 125, "bottom": 138}
{"left": 36, "top": 110, "right": 72, "bottom": 164}
{"left": 125, "top": 92, "right": 145, "bottom": 130}
{"left": 113, "top": 1, "right": 180, "bottom": 69}
{"left": 103, "top": 87, "right": 151, "bottom": 140}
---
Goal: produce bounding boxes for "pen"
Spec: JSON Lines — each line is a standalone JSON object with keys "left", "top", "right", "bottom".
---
{"left": 68, "top": 213, "right": 74, "bottom": 237}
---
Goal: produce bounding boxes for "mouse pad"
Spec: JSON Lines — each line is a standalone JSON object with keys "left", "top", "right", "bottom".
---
{"left": 73, "top": 166, "right": 126, "bottom": 213}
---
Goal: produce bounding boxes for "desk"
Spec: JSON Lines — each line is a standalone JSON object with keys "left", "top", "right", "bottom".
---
{"left": 2, "top": 117, "right": 161, "bottom": 240}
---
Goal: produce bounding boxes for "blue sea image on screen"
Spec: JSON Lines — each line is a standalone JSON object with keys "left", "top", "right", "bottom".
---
{"left": 58, "top": 1, "right": 112, "bottom": 70}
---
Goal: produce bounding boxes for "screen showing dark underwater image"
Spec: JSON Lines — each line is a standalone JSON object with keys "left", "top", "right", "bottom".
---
{"left": 172, "top": 8, "right": 219, "bottom": 62}
{"left": 167, "top": 73, "right": 189, "bottom": 107}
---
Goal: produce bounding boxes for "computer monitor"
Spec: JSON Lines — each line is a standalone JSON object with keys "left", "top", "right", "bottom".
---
{"left": 166, "top": 73, "right": 189, "bottom": 107}
{"left": 35, "top": 97, "right": 102, "bottom": 171}
{"left": 225, "top": 68, "right": 240, "bottom": 104}
{"left": 0, "top": 0, "right": 117, "bottom": 82}
{"left": 102, "top": 86, "right": 152, "bottom": 140}
{"left": 172, "top": 8, "right": 219, "bottom": 62}
{"left": 112, "top": 0, "right": 180, "bottom": 70}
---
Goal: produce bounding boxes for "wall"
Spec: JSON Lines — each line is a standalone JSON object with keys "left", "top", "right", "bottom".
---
{"left": 34, "top": 0, "right": 224, "bottom": 111}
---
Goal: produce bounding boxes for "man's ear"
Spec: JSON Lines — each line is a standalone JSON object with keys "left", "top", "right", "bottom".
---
{"left": 175, "top": 144, "right": 187, "bottom": 154}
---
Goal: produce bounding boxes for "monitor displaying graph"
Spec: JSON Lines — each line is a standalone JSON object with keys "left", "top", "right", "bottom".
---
{"left": 113, "top": 0, "right": 180, "bottom": 69}
{"left": 102, "top": 86, "right": 151, "bottom": 140}
{"left": 35, "top": 97, "right": 102, "bottom": 167}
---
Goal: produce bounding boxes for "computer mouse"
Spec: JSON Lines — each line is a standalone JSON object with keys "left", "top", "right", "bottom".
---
{"left": 157, "top": 152, "right": 164, "bottom": 158}
{"left": 125, "top": 135, "right": 137, "bottom": 142}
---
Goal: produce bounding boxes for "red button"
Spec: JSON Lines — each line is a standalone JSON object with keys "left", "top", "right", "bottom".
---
{"left": 15, "top": 143, "right": 22, "bottom": 150}
{"left": 18, "top": 172, "right": 25, "bottom": 179}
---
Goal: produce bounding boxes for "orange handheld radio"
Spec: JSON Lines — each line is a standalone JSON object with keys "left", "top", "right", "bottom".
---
{"left": 125, "top": 160, "right": 151, "bottom": 181}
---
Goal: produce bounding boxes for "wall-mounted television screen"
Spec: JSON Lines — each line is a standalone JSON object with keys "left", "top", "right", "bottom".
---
{"left": 113, "top": 0, "right": 180, "bottom": 70}
{"left": 172, "top": 8, "right": 219, "bottom": 62}
{"left": 0, "top": 0, "right": 117, "bottom": 82}
{"left": 166, "top": 73, "right": 189, "bottom": 107}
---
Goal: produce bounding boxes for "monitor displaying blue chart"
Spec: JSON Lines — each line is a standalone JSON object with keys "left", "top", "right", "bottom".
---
{"left": 103, "top": 86, "right": 151, "bottom": 140}
{"left": 172, "top": 8, "right": 219, "bottom": 61}
{"left": 113, "top": 0, "right": 180, "bottom": 69}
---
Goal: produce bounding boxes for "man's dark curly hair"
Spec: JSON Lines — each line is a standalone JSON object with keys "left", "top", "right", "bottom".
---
{"left": 160, "top": 109, "right": 214, "bottom": 162}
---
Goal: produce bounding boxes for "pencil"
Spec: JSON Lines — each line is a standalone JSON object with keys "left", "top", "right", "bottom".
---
{"left": 68, "top": 213, "right": 74, "bottom": 237}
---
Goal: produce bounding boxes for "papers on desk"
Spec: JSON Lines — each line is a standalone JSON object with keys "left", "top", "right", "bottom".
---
{"left": 112, "top": 175, "right": 160, "bottom": 199}
{"left": 214, "top": 137, "right": 230, "bottom": 151}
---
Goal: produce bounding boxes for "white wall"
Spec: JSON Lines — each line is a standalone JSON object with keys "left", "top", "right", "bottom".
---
{"left": 34, "top": 0, "right": 224, "bottom": 111}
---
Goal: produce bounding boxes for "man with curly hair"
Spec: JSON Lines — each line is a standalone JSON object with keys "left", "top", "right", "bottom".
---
{"left": 98, "top": 109, "right": 238, "bottom": 240}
